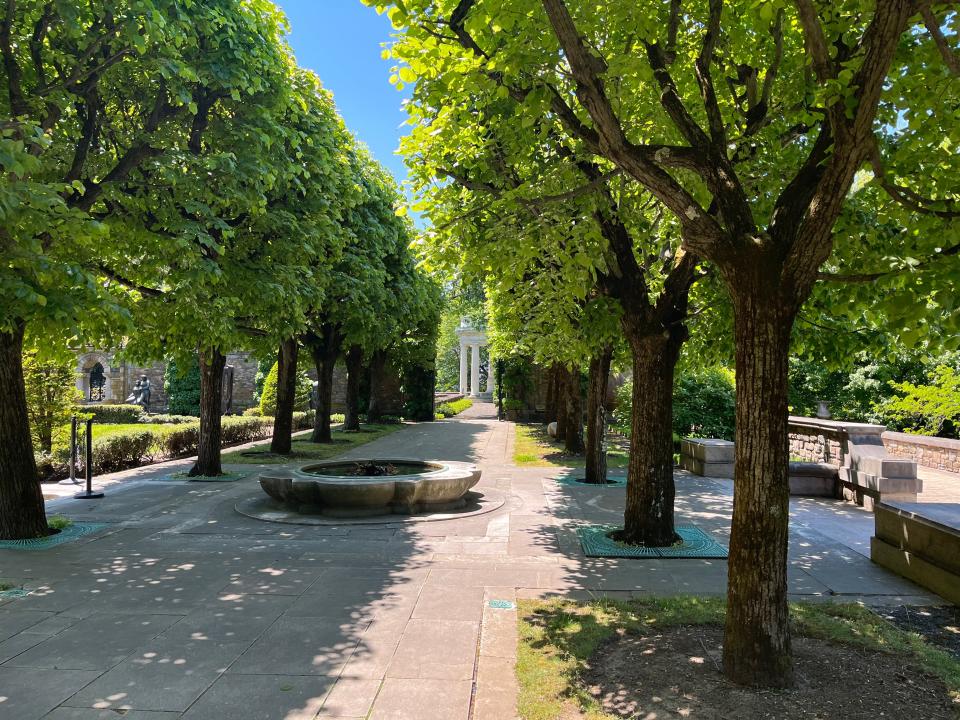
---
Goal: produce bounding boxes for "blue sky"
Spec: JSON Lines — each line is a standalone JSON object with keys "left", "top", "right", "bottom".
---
{"left": 275, "top": 1, "right": 412, "bottom": 187}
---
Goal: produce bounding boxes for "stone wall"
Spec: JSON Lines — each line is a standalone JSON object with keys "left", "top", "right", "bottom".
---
{"left": 788, "top": 417, "right": 847, "bottom": 466}
{"left": 883, "top": 431, "right": 960, "bottom": 473}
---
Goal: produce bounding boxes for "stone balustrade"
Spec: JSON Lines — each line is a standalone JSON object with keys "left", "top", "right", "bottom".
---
{"left": 882, "top": 431, "right": 960, "bottom": 473}
{"left": 788, "top": 416, "right": 920, "bottom": 509}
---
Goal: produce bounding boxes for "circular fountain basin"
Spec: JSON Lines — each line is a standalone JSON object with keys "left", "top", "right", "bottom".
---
{"left": 258, "top": 458, "right": 481, "bottom": 518}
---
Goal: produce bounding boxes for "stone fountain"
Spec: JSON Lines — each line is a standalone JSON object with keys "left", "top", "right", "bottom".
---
{"left": 257, "top": 458, "right": 481, "bottom": 518}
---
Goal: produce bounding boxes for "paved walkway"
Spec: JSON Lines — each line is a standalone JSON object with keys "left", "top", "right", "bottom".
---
{"left": 0, "top": 404, "right": 948, "bottom": 719}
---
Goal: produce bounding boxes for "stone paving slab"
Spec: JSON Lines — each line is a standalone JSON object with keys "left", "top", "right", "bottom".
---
{"left": 0, "top": 403, "right": 947, "bottom": 719}
{"left": 0, "top": 666, "right": 102, "bottom": 720}
{"left": 183, "top": 673, "right": 334, "bottom": 719}
{"left": 7, "top": 612, "right": 181, "bottom": 671}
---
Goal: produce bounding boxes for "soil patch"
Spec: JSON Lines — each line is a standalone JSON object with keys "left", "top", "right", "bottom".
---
{"left": 582, "top": 623, "right": 957, "bottom": 719}
{"left": 881, "top": 605, "right": 960, "bottom": 661}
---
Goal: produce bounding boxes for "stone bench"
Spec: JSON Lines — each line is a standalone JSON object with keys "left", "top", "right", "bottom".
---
{"left": 680, "top": 438, "right": 734, "bottom": 478}
{"left": 788, "top": 462, "right": 838, "bottom": 497}
{"left": 871, "top": 502, "right": 960, "bottom": 604}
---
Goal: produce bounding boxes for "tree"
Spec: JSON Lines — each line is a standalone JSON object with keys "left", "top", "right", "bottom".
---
{"left": 165, "top": 356, "right": 202, "bottom": 416}
{"left": 125, "top": 64, "right": 354, "bottom": 474}
{"left": 0, "top": 0, "right": 278, "bottom": 537}
{"left": 380, "top": 6, "right": 703, "bottom": 543}
{"left": 22, "top": 345, "right": 81, "bottom": 454}
{"left": 304, "top": 150, "right": 431, "bottom": 438}
{"left": 368, "top": 0, "right": 960, "bottom": 686}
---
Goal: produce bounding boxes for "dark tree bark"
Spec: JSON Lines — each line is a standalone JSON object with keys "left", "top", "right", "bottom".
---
{"left": 366, "top": 349, "right": 388, "bottom": 423}
{"left": 306, "top": 325, "right": 342, "bottom": 444}
{"left": 563, "top": 367, "right": 585, "bottom": 454}
{"left": 0, "top": 323, "right": 49, "bottom": 540}
{"left": 722, "top": 286, "right": 797, "bottom": 687}
{"left": 584, "top": 345, "right": 613, "bottom": 484}
{"left": 344, "top": 345, "right": 363, "bottom": 431}
{"left": 554, "top": 366, "right": 568, "bottom": 442}
{"left": 270, "top": 338, "right": 298, "bottom": 455}
{"left": 189, "top": 347, "right": 226, "bottom": 477}
{"left": 544, "top": 363, "right": 558, "bottom": 425}
{"left": 614, "top": 332, "right": 684, "bottom": 546}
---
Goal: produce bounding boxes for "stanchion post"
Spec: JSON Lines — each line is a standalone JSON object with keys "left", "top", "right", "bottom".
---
{"left": 74, "top": 417, "right": 104, "bottom": 500}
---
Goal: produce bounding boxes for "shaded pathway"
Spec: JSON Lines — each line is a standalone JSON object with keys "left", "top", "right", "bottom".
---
{"left": 0, "top": 403, "right": 942, "bottom": 720}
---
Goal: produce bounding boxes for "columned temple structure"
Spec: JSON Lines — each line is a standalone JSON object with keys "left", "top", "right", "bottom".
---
{"left": 455, "top": 318, "right": 494, "bottom": 399}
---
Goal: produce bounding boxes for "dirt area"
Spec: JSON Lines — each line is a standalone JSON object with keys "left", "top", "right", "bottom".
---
{"left": 581, "top": 624, "right": 957, "bottom": 719}
{"left": 881, "top": 605, "right": 960, "bottom": 661}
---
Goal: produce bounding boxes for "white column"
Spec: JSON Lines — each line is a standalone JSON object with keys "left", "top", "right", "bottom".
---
{"left": 488, "top": 349, "right": 496, "bottom": 396}
{"left": 471, "top": 343, "right": 481, "bottom": 397}
{"left": 459, "top": 342, "right": 468, "bottom": 394}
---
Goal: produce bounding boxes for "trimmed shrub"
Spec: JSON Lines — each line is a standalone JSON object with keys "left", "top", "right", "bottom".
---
{"left": 259, "top": 360, "right": 313, "bottom": 417}
{"left": 76, "top": 404, "right": 144, "bottom": 424}
{"left": 292, "top": 410, "right": 317, "bottom": 430}
{"left": 141, "top": 414, "right": 196, "bottom": 424}
{"left": 164, "top": 356, "right": 201, "bottom": 416}
{"left": 242, "top": 406, "right": 262, "bottom": 417}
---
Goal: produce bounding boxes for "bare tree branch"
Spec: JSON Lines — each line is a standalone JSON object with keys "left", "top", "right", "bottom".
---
{"left": 921, "top": 5, "right": 960, "bottom": 76}
{"left": 794, "top": 0, "right": 835, "bottom": 83}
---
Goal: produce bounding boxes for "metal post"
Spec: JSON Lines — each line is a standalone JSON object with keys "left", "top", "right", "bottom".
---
{"left": 74, "top": 417, "right": 103, "bottom": 499}
{"left": 59, "top": 416, "right": 80, "bottom": 485}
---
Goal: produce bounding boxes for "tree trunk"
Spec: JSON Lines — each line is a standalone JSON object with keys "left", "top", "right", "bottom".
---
{"left": 584, "top": 345, "right": 613, "bottom": 484}
{"left": 554, "top": 366, "right": 568, "bottom": 442}
{"left": 306, "top": 326, "right": 342, "bottom": 443}
{"left": 270, "top": 338, "right": 298, "bottom": 455}
{"left": 544, "top": 364, "right": 558, "bottom": 425}
{"left": 367, "top": 349, "right": 387, "bottom": 423}
{"left": 563, "top": 367, "right": 585, "bottom": 454}
{"left": 722, "top": 289, "right": 797, "bottom": 688}
{"left": 189, "top": 348, "right": 226, "bottom": 477}
{"left": 615, "top": 332, "right": 683, "bottom": 546}
{"left": 0, "top": 323, "right": 49, "bottom": 539}
{"left": 344, "top": 345, "right": 363, "bottom": 431}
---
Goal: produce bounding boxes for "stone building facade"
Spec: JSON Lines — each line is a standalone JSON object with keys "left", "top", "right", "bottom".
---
{"left": 75, "top": 350, "right": 261, "bottom": 413}
{"left": 74, "top": 349, "right": 406, "bottom": 416}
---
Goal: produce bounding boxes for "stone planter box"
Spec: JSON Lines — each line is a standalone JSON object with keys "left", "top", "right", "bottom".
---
{"left": 871, "top": 501, "right": 960, "bottom": 604}
{"left": 680, "top": 438, "right": 734, "bottom": 478}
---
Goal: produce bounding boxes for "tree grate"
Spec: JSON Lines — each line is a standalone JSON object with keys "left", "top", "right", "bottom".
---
{"left": 553, "top": 473, "right": 626, "bottom": 487}
{"left": 578, "top": 524, "right": 728, "bottom": 559}
{"left": 150, "top": 471, "right": 250, "bottom": 483}
{"left": 0, "top": 588, "right": 32, "bottom": 599}
{"left": 0, "top": 522, "right": 108, "bottom": 551}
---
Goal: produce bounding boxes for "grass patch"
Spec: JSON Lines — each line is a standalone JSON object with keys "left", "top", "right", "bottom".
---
{"left": 437, "top": 398, "right": 473, "bottom": 418}
{"left": 221, "top": 423, "right": 403, "bottom": 464}
{"left": 516, "top": 597, "right": 960, "bottom": 720}
{"left": 513, "top": 424, "right": 628, "bottom": 469}
{"left": 47, "top": 515, "right": 72, "bottom": 531}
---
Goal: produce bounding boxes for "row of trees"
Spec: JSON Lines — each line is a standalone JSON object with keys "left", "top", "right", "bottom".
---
{"left": 370, "top": 0, "right": 959, "bottom": 689}
{"left": 0, "top": 0, "right": 438, "bottom": 540}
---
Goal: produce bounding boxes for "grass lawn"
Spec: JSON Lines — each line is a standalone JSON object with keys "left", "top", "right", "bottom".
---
{"left": 221, "top": 423, "right": 403, "bottom": 464}
{"left": 513, "top": 423, "right": 628, "bottom": 469}
{"left": 517, "top": 597, "right": 960, "bottom": 720}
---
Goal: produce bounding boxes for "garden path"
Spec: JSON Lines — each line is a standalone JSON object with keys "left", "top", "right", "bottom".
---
{"left": 0, "top": 403, "right": 945, "bottom": 720}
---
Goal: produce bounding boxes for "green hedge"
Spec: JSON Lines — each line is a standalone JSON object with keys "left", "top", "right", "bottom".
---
{"left": 74, "top": 404, "right": 144, "bottom": 424}
{"left": 436, "top": 398, "right": 472, "bottom": 418}
{"left": 36, "top": 414, "right": 306, "bottom": 481}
